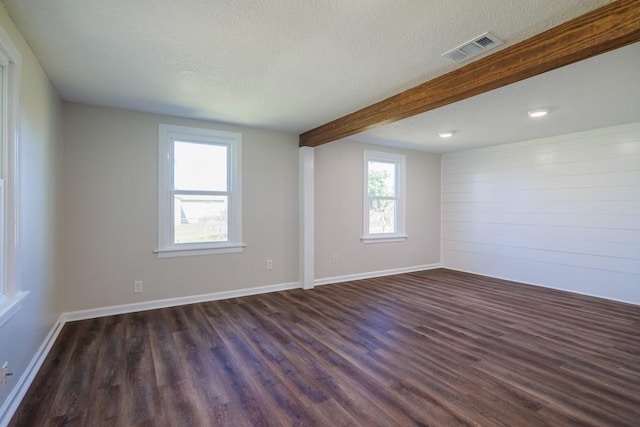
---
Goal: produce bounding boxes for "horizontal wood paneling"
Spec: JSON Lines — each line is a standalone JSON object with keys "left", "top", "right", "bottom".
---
{"left": 444, "top": 187, "right": 637, "bottom": 204}
{"left": 444, "top": 212, "right": 640, "bottom": 229}
{"left": 443, "top": 240, "right": 639, "bottom": 274}
{"left": 444, "top": 159, "right": 640, "bottom": 184}
{"left": 442, "top": 137, "right": 640, "bottom": 170}
{"left": 443, "top": 199, "right": 640, "bottom": 215}
{"left": 442, "top": 123, "right": 640, "bottom": 304}
{"left": 444, "top": 222, "right": 640, "bottom": 246}
{"left": 443, "top": 142, "right": 640, "bottom": 183}
{"left": 444, "top": 229, "right": 640, "bottom": 259}
{"left": 443, "top": 171, "right": 640, "bottom": 193}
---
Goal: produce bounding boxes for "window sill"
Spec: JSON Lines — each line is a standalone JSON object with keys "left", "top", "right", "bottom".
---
{"left": 0, "top": 291, "right": 29, "bottom": 328}
{"left": 154, "top": 243, "right": 246, "bottom": 258}
{"left": 360, "top": 235, "right": 408, "bottom": 244}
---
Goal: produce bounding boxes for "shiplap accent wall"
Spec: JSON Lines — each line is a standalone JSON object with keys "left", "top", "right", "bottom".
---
{"left": 442, "top": 122, "right": 640, "bottom": 305}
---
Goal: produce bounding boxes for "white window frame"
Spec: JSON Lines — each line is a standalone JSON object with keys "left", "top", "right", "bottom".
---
{"left": 0, "top": 25, "right": 26, "bottom": 328}
{"left": 156, "top": 124, "right": 243, "bottom": 258}
{"left": 361, "top": 150, "right": 407, "bottom": 244}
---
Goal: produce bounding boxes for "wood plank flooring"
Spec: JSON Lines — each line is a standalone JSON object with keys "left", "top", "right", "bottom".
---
{"left": 10, "top": 269, "right": 640, "bottom": 426}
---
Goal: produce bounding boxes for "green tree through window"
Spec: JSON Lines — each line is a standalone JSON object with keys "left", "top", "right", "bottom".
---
{"left": 368, "top": 162, "right": 396, "bottom": 234}
{"left": 363, "top": 150, "right": 406, "bottom": 242}
{"left": 369, "top": 167, "right": 395, "bottom": 233}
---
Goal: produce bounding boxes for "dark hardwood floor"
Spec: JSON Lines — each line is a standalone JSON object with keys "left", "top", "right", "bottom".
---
{"left": 10, "top": 269, "right": 640, "bottom": 426}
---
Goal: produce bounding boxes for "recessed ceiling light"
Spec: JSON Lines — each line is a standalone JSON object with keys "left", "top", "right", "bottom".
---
{"left": 438, "top": 131, "right": 455, "bottom": 138}
{"left": 528, "top": 109, "right": 548, "bottom": 118}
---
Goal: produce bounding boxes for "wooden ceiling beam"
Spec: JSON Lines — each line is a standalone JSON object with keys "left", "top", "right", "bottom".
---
{"left": 299, "top": 0, "right": 640, "bottom": 147}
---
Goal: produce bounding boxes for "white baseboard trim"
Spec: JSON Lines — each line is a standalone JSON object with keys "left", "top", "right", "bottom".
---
{"left": 314, "top": 263, "right": 442, "bottom": 286}
{"left": 1, "top": 268, "right": 449, "bottom": 425}
{"left": 62, "top": 281, "right": 302, "bottom": 322}
{"left": 0, "top": 316, "right": 65, "bottom": 427}
{"left": 1, "top": 280, "right": 302, "bottom": 425}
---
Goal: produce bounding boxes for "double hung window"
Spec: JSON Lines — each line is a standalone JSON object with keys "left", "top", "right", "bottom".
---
{"left": 362, "top": 150, "right": 407, "bottom": 243}
{"left": 157, "top": 124, "right": 242, "bottom": 257}
{"left": 0, "top": 26, "right": 24, "bottom": 326}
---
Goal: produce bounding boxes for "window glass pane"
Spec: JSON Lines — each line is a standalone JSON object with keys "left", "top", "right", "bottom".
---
{"left": 174, "top": 194, "right": 228, "bottom": 243}
{"left": 0, "top": 65, "right": 4, "bottom": 177}
{"left": 369, "top": 199, "right": 396, "bottom": 234}
{"left": 174, "top": 141, "right": 227, "bottom": 191}
{"left": 0, "top": 65, "right": 5, "bottom": 294}
{"left": 368, "top": 161, "right": 395, "bottom": 197}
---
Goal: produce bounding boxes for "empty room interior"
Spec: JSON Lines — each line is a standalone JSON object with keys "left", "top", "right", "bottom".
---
{"left": 0, "top": 0, "right": 639, "bottom": 426}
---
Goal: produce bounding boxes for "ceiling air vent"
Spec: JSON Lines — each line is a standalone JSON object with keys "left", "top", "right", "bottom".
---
{"left": 442, "top": 32, "right": 504, "bottom": 62}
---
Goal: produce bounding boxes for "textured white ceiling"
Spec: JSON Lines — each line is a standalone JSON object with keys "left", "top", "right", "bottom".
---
{"left": 1, "top": 0, "right": 614, "bottom": 136}
{"left": 351, "top": 42, "right": 640, "bottom": 153}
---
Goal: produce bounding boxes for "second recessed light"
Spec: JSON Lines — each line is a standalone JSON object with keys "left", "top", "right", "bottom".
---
{"left": 528, "top": 109, "right": 548, "bottom": 118}
{"left": 439, "top": 131, "right": 455, "bottom": 138}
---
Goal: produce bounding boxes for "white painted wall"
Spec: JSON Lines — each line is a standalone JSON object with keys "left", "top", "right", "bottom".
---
{"left": 315, "top": 140, "right": 441, "bottom": 282}
{"left": 442, "top": 122, "right": 640, "bottom": 304}
{"left": 0, "top": 5, "right": 62, "bottom": 420}
{"left": 62, "top": 104, "right": 299, "bottom": 312}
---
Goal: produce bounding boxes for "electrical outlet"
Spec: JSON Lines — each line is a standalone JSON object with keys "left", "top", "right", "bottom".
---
{"left": 331, "top": 254, "right": 339, "bottom": 263}
{"left": 266, "top": 259, "right": 273, "bottom": 270}
{"left": 133, "top": 280, "right": 143, "bottom": 294}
